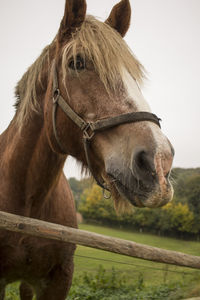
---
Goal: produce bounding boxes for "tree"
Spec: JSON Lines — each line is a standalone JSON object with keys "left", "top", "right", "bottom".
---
{"left": 69, "top": 177, "right": 92, "bottom": 209}
{"left": 71, "top": 168, "right": 200, "bottom": 238}
{"left": 184, "top": 175, "right": 200, "bottom": 233}
{"left": 79, "top": 184, "right": 120, "bottom": 223}
{"left": 162, "top": 202, "right": 195, "bottom": 234}
{"left": 185, "top": 175, "right": 200, "bottom": 212}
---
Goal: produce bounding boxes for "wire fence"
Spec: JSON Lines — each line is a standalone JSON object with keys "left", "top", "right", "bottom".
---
{"left": 74, "top": 253, "right": 200, "bottom": 276}
{"left": 72, "top": 252, "right": 200, "bottom": 292}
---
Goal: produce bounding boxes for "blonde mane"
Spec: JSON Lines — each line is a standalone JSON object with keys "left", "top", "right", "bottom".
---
{"left": 14, "top": 43, "right": 54, "bottom": 127}
{"left": 15, "top": 16, "right": 144, "bottom": 127}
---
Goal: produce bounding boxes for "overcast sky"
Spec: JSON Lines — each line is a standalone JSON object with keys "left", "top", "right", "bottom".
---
{"left": 0, "top": 0, "right": 200, "bottom": 179}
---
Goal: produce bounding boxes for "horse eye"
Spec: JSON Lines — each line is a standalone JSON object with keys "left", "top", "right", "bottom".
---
{"left": 68, "top": 56, "right": 85, "bottom": 71}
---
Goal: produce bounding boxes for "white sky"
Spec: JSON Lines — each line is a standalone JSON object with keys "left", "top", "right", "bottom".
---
{"left": 0, "top": 0, "right": 200, "bottom": 179}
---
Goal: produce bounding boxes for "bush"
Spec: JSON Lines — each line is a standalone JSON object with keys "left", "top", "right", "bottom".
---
{"left": 4, "top": 268, "right": 200, "bottom": 300}
{"left": 68, "top": 265, "right": 185, "bottom": 300}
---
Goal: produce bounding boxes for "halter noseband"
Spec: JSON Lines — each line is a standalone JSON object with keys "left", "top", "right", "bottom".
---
{"left": 51, "top": 60, "right": 161, "bottom": 191}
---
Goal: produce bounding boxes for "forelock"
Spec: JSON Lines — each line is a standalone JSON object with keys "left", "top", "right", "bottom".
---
{"left": 62, "top": 16, "right": 145, "bottom": 94}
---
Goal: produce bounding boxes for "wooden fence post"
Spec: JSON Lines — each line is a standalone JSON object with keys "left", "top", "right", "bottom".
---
{"left": 0, "top": 210, "right": 200, "bottom": 269}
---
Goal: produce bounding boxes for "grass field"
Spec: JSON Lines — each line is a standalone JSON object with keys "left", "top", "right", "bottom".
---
{"left": 74, "top": 224, "right": 200, "bottom": 287}
{"left": 5, "top": 224, "right": 200, "bottom": 298}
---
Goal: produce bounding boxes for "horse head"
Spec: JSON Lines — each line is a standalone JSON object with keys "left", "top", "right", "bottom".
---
{"left": 44, "top": 0, "right": 174, "bottom": 210}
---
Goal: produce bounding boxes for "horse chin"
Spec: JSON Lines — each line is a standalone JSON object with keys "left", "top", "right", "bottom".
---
{"left": 104, "top": 174, "right": 173, "bottom": 209}
{"left": 140, "top": 184, "right": 174, "bottom": 208}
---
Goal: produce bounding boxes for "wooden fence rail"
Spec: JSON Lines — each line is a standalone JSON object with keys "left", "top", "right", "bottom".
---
{"left": 0, "top": 210, "right": 200, "bottom": 270}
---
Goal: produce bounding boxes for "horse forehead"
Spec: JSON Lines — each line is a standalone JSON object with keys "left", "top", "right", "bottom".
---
{"left": 122, "top": 68, "right": 151, "bottom": 112}
{"left": 121, "top": 69, "right": 170, "bottom": 152}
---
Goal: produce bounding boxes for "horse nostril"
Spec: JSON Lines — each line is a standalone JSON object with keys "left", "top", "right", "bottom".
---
{"left": 133, "top": 150, "right": 155, "bottom": 179}
{"left": 136, "top": 151, "right": 146, "bottom": 169}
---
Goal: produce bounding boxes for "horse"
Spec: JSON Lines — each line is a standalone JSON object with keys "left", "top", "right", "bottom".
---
{"left": 0, "top": 0, "right": 174, "bottom": 299}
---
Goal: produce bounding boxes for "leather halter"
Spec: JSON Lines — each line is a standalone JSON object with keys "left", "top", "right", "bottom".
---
{"left": 51, "top": 60, "right": 161, "bottom": 191}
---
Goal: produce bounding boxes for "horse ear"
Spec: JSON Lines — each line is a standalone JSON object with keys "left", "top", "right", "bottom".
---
{"left": 105, "top": 0, "right": 131, "bottom": 37}
{"left": 58, "top": 0, "right": 87, "bottom": 43}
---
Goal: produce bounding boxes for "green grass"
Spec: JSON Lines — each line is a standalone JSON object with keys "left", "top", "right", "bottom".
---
{"left": 5, "top": 224, "right": 200, "bottom": 298}
{"left": 74, "top": 224, "right": 200, "bottom": 286}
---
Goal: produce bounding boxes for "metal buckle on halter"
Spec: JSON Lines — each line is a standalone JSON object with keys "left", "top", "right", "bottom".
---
{"left": 53, "top": 89, "right": 60, "bottom": 104}
{"left": 103, "top": 188, "right": 111, "bottom": 199}
{"left": 83, "top": 123, "right": 95, "bottom": 140}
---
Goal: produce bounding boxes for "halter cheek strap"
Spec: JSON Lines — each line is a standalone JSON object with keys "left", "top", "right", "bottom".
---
{"left": 51, "top": 60, "right": 161, "bottom": 191}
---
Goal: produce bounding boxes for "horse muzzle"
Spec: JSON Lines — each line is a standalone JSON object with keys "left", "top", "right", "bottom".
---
{"left": 105, "top": 149, "right": 174, "bottom": 208}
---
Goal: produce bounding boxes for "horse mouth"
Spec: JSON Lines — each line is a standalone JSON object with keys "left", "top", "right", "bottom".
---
{"left": 106, "top": 173, "right": 173, "bottom": 208}
{"left": 112, "top": 178, "right": 145, "bottom": 207}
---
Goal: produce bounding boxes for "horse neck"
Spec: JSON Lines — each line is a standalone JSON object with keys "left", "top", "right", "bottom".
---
{"left": 1, "top": 106, "right": 67, "bottom": 215}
